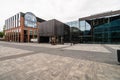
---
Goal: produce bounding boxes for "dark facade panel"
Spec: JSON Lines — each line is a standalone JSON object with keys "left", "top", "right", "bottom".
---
{"left": 38, "top": 19, "right": 67, "bottom": 36}
{"left": 39, "top": 19, "right": 55, "bottom": 36}
{"left": 54, "top": 20, "right": 64, "bottom": 36}
{"left": 38, "top": 19, "right": 70, "bottom": 43}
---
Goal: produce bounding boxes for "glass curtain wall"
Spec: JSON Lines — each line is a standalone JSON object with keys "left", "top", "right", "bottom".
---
{"left": 67, "top": 20, "right": 92, "bottom": 43}
{"left": 79, "top": 20, "right": 91, "bottom": 43}
{"left": 94, "top": 18, "right": 120, "bottom": 44}
{"left": 79, "top": 15, "right": 120, "bottom": 44}
{"left": 66, "top": 21, "right": 80, "bottom": 43}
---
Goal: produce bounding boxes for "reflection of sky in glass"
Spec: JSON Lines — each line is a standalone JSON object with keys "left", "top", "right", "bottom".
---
{"left": 66, "top": 20, "right": 91, "bottom": 31}
{"left": 24, "top": 13, "right": 37, "bottom": 28}
{"left": 67, "top": 21, "right": 79, "bottom": 28}
{"left": 80, "top": 21, "right": 91, "bottom": 31}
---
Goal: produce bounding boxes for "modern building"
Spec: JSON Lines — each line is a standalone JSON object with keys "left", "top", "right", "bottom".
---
{"left": 4, "top": 10, "right": 120, "bottom": 44}
{"left": 67, "top": 10, "right": 120, "bottom": 44}
{"left": 4, "top": 12, "right": 45, "bottom": 42}
{"left": 38, "top": 19, "right": 70, "bottom": 43}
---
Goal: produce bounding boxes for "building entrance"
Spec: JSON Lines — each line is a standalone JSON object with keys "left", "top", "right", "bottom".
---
{"left": 39, "top": 36, "right": 49, "bottom": 43}
{"left": 24, "top": 30, "right": 28, "bottom": 42}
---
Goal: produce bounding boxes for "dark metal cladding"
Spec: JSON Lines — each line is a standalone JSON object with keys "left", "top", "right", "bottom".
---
{"left": 54, "top": 20, "right": 64, "bottom": 36}
{"left": 39, "top": 19, "right": 55, "bottom": 36}
{"left": 38, "top": 19, "right": 68, "bottom": 36}
{"left": 38, "top": 19, "right": 70, "bottom": 43}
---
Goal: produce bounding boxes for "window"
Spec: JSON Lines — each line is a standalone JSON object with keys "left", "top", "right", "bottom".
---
{"left": 30, "top": 30, "right": 33, "bottom": 35}
{"left": 24, "top": 12, "right": 37, "bottom": 28}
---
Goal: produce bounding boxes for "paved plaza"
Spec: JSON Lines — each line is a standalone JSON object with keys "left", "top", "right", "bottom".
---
{"left": 0, "top": 41, "right": 120, "bottom": 80}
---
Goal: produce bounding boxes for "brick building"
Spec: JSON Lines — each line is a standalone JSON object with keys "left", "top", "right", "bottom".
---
{"left": 4, "top": 12, "right": 45, "bottom": 42}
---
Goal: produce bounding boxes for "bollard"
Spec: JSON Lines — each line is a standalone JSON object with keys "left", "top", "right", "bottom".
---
{"left": 117, "top": 50, "right": 120, "bottom": 63}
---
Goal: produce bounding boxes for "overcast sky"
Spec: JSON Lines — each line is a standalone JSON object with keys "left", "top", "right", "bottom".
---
{"left": 0, "top": 0, "right": 120, "bottom": 31}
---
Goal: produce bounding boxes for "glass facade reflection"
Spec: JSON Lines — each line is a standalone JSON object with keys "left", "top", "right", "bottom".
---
{"left": 24, "top": 12, "right": 37, "bottom": 28}
{"left": 5, "top": 13, "right": 21, "bottom": 30}
{"left": 79, "top": 20, "right": 91, "bottom": 31}
{"left": 66, "top": 21, "right": 80, "bottom": 42}
{"left": 79, "top": 20, "right": 92, "bottom": 43}
{"left": 67, "top": 21, "right": 79, "bottom": 28}
{"left": 67, "top": 20, "right": 92, "bottom": 43}
{"left": 67, "top": 14, "right": 120, "bottom": 44}
{"left": 94, "top": 18, "right": 120, "bottom": 44}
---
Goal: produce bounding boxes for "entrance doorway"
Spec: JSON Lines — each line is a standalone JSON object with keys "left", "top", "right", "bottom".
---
{"left": 39, "top": 36, "right": 49, "bottom": 43}
{"left": 24, "top": 30, "right": 28, "bottom": 42}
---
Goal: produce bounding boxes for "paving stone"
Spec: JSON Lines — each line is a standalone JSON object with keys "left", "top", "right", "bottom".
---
{"left": 64, "top": 44, "right": 111, "bottom": 53}
{"left": 0, "top": 53, "right": 120, "bottom": 80}
{"left": 0, "top": 41, "right": 120, "bottom": 80}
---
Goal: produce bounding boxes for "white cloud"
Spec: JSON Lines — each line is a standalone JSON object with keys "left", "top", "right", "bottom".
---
{"left": 0, "top": 0, "right": 120, "bottom": 31}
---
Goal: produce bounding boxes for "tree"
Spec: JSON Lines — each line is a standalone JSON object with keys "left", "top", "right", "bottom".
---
{"left": 0, "top": 25, "right": 5, "bottom": 38}
{"left": 0, "top": 32, "right": 4, "bottom": 38}
{"left": 3, "top": 25, "right": 5, "bottom": 34}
